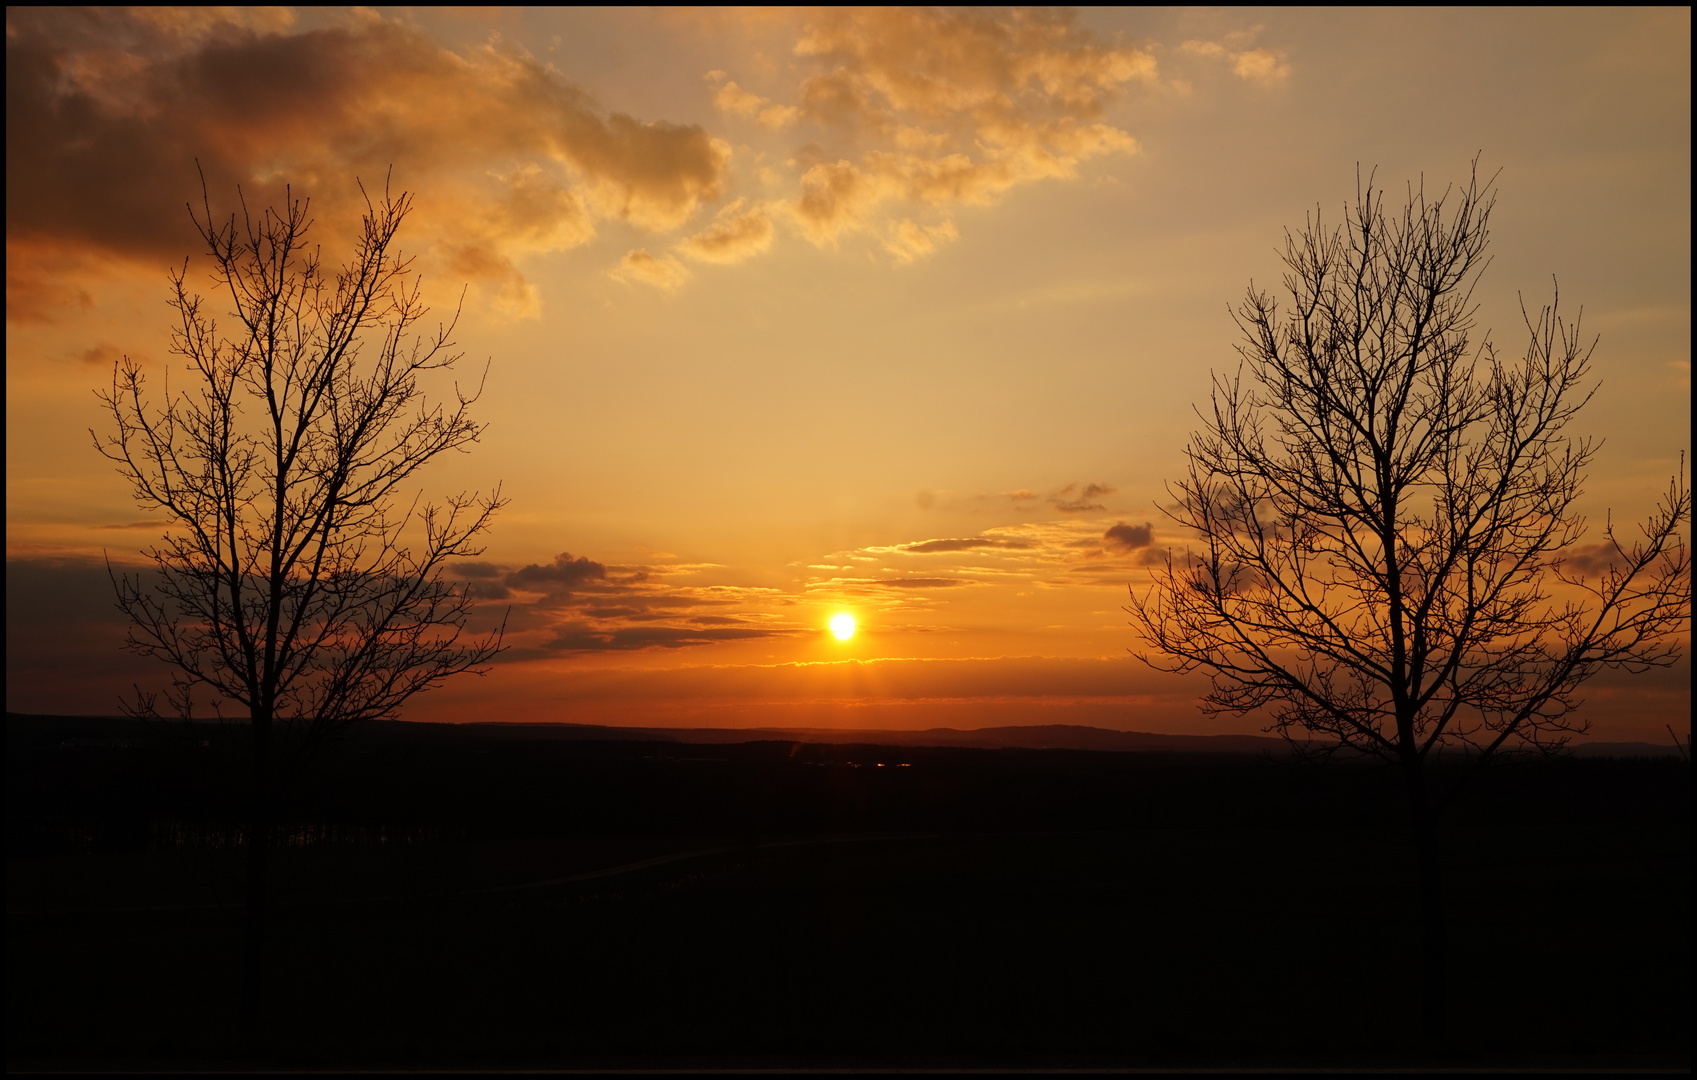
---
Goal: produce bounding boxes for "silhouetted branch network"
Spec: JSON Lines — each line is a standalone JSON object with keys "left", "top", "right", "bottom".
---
{"left": 94, "top": 173, "right": 507, "bottom": 761}
{"left": 1129, "top": 160, "right": 1690, "bottom": 776}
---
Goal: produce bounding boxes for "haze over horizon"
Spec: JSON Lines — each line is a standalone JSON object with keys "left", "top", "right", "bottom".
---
{"left": 7, "top": 7, "right": 1690, "bottom": 740}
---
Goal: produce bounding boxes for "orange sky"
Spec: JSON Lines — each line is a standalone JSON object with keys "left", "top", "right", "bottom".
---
{"left": 6, "top": 7, "right": 1690, "bottom": 739}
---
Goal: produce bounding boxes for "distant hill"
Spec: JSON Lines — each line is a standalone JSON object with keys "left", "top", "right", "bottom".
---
{"left": 432, "top": 720, "right": 1283, "bottom": 753}
{"left": 1568, "top": 741, "right": 1687, "bottom": 760}
{"left": 7, "top": 713, "right": 1682, "bottom": 758}
{"left": 605, "top": 723, "right": 1287, "bottom": 754}
{"left": 455, "top": 722, "right": 1690, "bottom": 758}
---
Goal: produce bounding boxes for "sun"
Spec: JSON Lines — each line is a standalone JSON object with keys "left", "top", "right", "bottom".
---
{"left": 829, "top": 613, "right": 856, "bottom": 641}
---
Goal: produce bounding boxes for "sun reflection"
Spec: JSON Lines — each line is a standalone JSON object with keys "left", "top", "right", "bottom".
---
{"left": 830, "top": 613, "right": 856, "bottom": 640}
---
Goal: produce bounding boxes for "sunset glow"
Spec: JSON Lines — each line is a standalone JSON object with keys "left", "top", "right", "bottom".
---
{"left": 4, "top": 7, "right": 1688, "bottom": 742}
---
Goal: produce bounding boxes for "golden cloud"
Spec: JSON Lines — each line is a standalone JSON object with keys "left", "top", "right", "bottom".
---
{"left": 1178, "top": 36, "right": 1291, "bottom": 85}
{"left": 676, "top": 199, "right": 776, "bottom": 264}
{"left": 884, "top": 219, "right": 960, "bottom": 265}
{"left": 713, "top": 78, "right": 768, "bottom": 118}
{"left": 718, "top": 8, "right": 1158, "bottom": 261}
{"left": 609, "top": 248, "right": 691, "bottom": 290}
{"left": 6, "top": 8, "right": 730, "bottom": 320}
{"left": 791, "top": 160, "right": 887, "bottom": 245}
{"left": 8, "top": 8, "right": 1293, "bottom": 310}
{"left": 811, "top": 509, "right": 1168, "bottom": 603}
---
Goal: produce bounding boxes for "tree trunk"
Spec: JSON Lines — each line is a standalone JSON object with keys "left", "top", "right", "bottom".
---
{"left": 240, "top": 716, "right": 270, "bottom": 1024}
{"left": 1404, "top": 768, "right": 1447, "bottom": 1043}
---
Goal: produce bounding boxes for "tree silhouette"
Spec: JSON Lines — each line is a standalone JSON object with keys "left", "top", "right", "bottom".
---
{"left": 1128, "top": 160, "right": 1690, "bottom": 1039}
{"left": 94, "top": 175, "right": 506, "bottom": 1020}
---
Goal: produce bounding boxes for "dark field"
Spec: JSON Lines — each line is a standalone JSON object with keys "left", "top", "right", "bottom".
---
{"left": 6, "top": 715, "right": 1690, "bottom": 1071}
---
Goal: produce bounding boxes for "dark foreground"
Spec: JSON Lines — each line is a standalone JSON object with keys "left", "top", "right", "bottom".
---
{"left": 6, "top": 715, "right": 1690, "bottom": 1071}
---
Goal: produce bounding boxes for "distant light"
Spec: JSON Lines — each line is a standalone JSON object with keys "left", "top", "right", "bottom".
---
{"left": 830, "top": 613, "right": 856, "bottom": 640}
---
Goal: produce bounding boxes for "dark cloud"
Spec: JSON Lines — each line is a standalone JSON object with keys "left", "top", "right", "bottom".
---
{"left": 6, "top": 558, "right": 172, "bottom": 714}
{"left": 1051, "top": 482, "right": 1116, "bottom": 513}
{"left": 448, "top": 560, "right": 513, "bottom": 598}
{"left": 441, "top": 547, "right": 800, "bottom": 657}
{"left": 561, "top": 590, "right": 735, "bottom": 616}
{"left": 580, "top": 605, "right": 648, "bottom": 620}
{"left": 1561, "top": 543, "right": 1623, "bottom": 578}
{"left": 7, "top": 558, "right": 125, "bottom": 628}
{"left": 541, "top": 623, "right": 786, "bottom": 653}
{"left": 506, "top": 552, "right": 607, "bottom": 593}
{"left": 900, "top": 537, "right": 1036, "bottom": 553}
{"left": 1104, "top": 522, "right": 1154, "bottom": 552}
{"left": 1, "top": 550, "right": 794, "bottom": 702}
{"left": 6, "top": 8, "right": 729, "bottom": 320}
{"left": 75, "top": 343, "right": 127, "bottom": 367}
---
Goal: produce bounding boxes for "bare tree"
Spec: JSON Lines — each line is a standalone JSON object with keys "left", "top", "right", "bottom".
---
{"left": 1128, "top": 161, "right": 1690, "bottom": 1040}
{"left": 93, "top": 176, "right": 506, "bottom": 1020}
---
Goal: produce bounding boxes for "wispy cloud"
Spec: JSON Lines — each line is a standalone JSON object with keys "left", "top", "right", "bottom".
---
{"left": 608, "top": 249, "right": 692, "bottom": 290}
{"left": 806, "top": 510, "right": 1173, "bottom": 605}
{"left": 1178, "top": 31, "right": 1291, "bottom": 86}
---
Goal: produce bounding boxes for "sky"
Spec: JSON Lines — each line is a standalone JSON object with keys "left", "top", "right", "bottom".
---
{"left": 6, "top": 7, "right": 1690, "bottom": 739}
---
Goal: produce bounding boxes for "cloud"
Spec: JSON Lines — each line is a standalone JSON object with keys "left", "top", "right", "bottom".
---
{"left": 445, "top": 548, "right": 806, "bottom": 657}
{"left": 73, "top": 342, "right": 128, "bottom": 367}
{"left": 1560, "top": 542, "right": 1625, "bottom": 578}
{"left": 791, "top": 159, "right": 886, "bottom": 245}
{"left": 899, "top": 537, "right": 1037, "bottom": 554}
{"left": 811, "top": 513, "right": 1179, "bottom": 602}
{"left": 1051, "top": 482, "right": 1117, "bottom": 513}
{"left": 4, "top": 241, "right": 96, "bottom": 325}
{"left": 541, "top": 623, "right": 784, "bottom": 653}
{"left": 1229, "top": 49, "right": 1291, "bottom": 84}
{"left": 713, "top": 78, "right": 767, "bottom": 118}
{"left": 504, "top": 552, "right": 608, "bottom": 593}
{"left": 1103, "top": 522, "right": 1154, "bottom": 552}
{"left": 0, "top": 554, "right": 800, "bottom": 708}
{"left": 708, "top": 76, "right": 799, "bottom": 130}
{"left": 4, "top": 557, "right": 206, "bottom": 715}
{"left": 7, "top": 8, "right": 1291, "bottom": 308}
{"left": 6, "top": 7, "right": 730, "bottom": 319}
{"left": 1178, "top": 36, "right": 1291, "bottom": 85}
{"left": 91, "top": 520, "right": 164, "bottom": 531}
{"left": 609, "top": 248, "right": 691, "bottom": 290}
{"left": 884, "top": 218, "right": 959, "bottom": 264}
{"left": 793, "top": 8, "right": 1156, "bottom": 121}
{"left": 802, "top": 574, "right": 979, "bottom": 597}
{"left": 676, "top": 199, "right": 775, "bottom": 264}
{"left": 873, "top": 577, "right": 976, "bottom": 589}
{"left": 715, "top": 8, "right": 1155, "bottom": 259}
{"left": 446, "top": 560, "right": 510, "bottom": 598}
